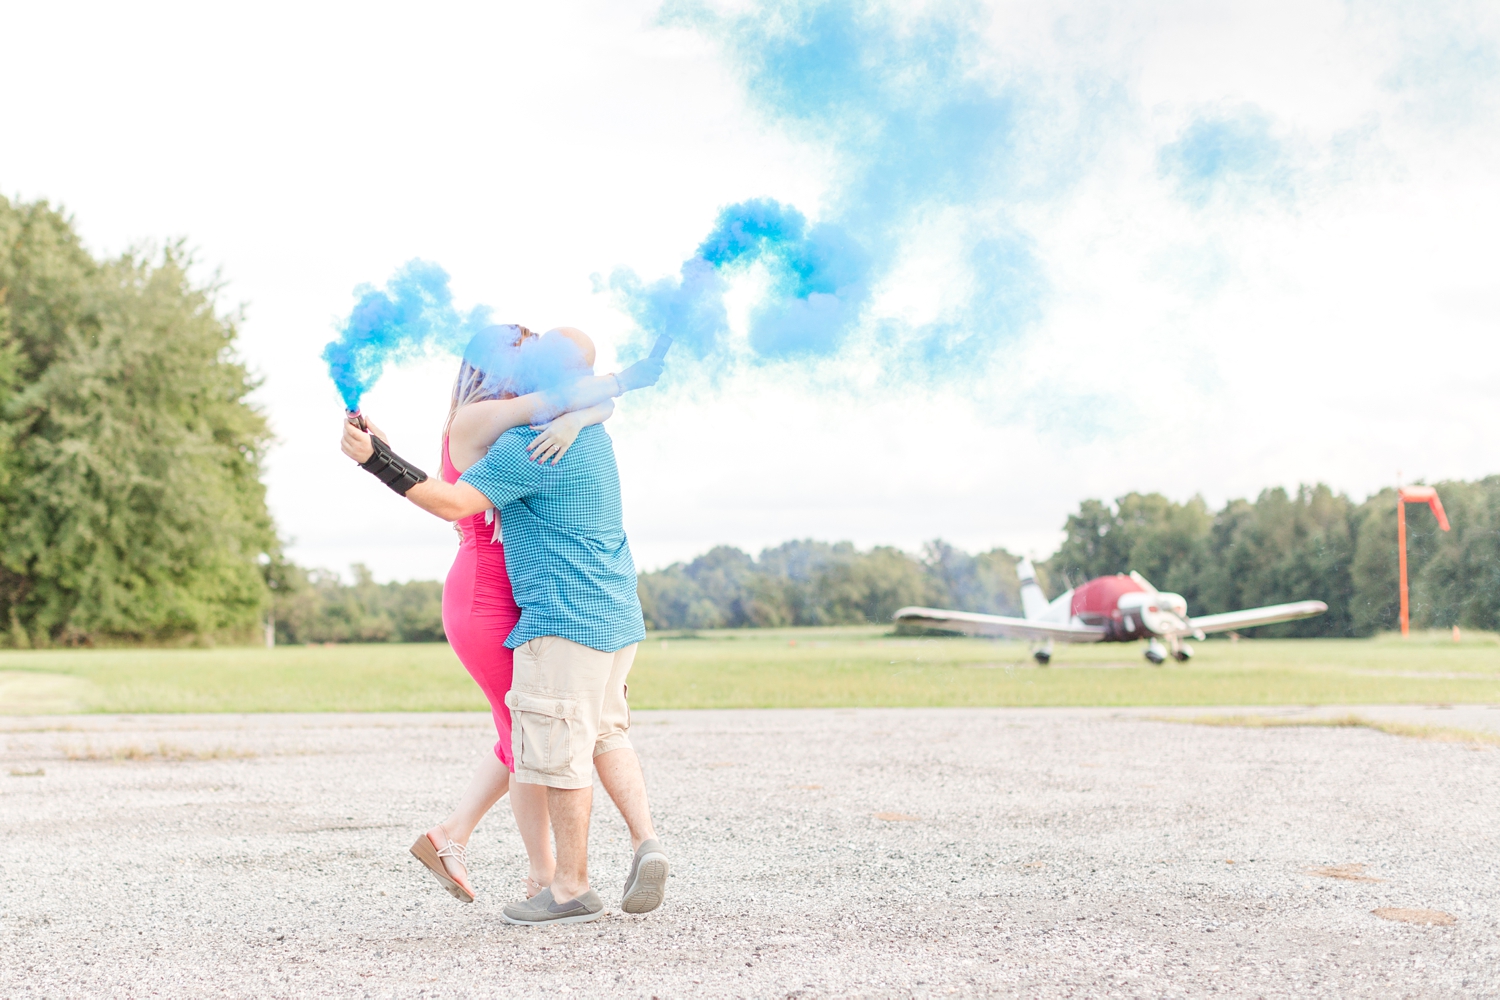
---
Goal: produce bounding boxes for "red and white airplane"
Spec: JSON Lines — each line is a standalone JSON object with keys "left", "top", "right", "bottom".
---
{"left": 895, "top": 558, "right": 1327, "bottom": 665}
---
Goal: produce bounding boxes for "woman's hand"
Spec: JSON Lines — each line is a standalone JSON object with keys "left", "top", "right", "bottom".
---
{"left": 340, "top": 416, "right": 388, "bottom": 464}
{"left": 527, "top": 412, "right": 585, "bottom": 465}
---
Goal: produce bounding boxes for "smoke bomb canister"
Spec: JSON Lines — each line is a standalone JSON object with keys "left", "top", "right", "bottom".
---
{"left": 649, "top": 335, "right": 673, "bottom": 360}
{"left": 346, "top": 407, "right": 368, "bottom": 431}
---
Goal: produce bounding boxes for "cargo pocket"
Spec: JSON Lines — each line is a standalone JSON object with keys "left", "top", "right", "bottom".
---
{"left": 505, "top": 691, "right": 577, "bottom": 777}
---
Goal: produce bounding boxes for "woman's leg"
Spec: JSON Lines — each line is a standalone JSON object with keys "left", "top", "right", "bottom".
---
{"left": 439, "top": 545, "right": 553, "bottom": 895}
{"left": 509, "top": 777, "right": 555, "bottom": 890}
{"left": 440, "top": 751, "right": 512, "bottom": 844}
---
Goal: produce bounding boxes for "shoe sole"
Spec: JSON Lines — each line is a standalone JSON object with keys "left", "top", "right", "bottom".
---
{"left": 409, "top": 835, "right": 474, "bottom": 903}
{"left": 621, "top": 853, "right": 669, "bottom": 914}
{"left": 499, "top": 907, "right": 606, "bottom": 926}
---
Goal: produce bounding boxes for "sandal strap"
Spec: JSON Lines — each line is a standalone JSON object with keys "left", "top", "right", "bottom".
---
{"left": 435, "top": 841, "right": 468, "bottom": 865}
{"left": 433, "top": 833, "right": 469, "bottom": 866}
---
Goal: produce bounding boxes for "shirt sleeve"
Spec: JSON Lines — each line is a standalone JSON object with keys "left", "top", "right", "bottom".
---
{"left": 457, "top": 431, "right": 543, "bottom": 508}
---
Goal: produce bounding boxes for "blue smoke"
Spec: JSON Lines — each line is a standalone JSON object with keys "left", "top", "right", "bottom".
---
{"left": 604, "top": 1, "right": 1063, "bottom": 380}
{"left": 323, "top": 260, "right": 492, "bottom": 410}
{"left": 323, "top": 261, "right": 591, "bottom": 410}
{"left": 608, "top": 198, "right": 872, "bottom": 360}
{"left": 1158, "top": 109, "right": 1293, "bottom": 207}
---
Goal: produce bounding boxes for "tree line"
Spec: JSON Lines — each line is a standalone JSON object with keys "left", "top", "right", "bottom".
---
{"left": 639, "top": 481, "right": 1493, "bottom": 637}
{"left": 2, "top": 195, "right": 1486, "bottom": 645}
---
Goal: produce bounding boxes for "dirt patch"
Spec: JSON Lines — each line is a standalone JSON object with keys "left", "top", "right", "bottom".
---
{"left": 1372, "top": 907, "right": 1456, "bottom": 926}
{"left": 61, "top": 741, "right": 256, "bottom": 762}
{"left": 1307, "top": 863, "right": 1384, "bottom": 882}
{"left": 1162, "top": 713, "right": 1500, "bottom": 747}
{"left": 872, "top": 812, "right": 920, "bottom": 821}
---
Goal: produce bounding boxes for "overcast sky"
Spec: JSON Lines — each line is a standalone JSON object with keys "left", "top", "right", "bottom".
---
{"left": 2, "top": 0, "right": 1496, "bottom": 580}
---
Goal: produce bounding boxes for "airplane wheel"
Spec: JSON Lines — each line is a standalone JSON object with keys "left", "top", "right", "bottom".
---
{"left": 1033, "top": 651, "right": 1051, "bottom": 666}
{"left": 1172, "top": 650, "right": 1192, "bottom": 662}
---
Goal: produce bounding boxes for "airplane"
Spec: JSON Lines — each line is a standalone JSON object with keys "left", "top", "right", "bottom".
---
{"left": 894, "top": 557, "right": 1328, "bottom": 665}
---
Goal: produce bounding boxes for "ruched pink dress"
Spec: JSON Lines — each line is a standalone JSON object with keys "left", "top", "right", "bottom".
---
{"left": 440, "top": 438, "right": 520, "bottom": 769}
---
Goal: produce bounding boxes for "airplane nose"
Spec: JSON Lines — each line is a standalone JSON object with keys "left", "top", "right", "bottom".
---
{"left": 1141, "top": 609, "right": 1190, "bottom": 635}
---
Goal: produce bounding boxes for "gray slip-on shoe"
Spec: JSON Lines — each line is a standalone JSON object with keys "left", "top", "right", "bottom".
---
{"left": 501, "top": 887, "right": 605, "bottom": 926}
{"left": 621, "top": 839, "right": 669, "bottom": 914}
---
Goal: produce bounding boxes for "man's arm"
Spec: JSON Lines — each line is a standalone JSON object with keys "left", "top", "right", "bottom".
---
{"left": 340, "top": 419, "right": 492, "bottom": 520}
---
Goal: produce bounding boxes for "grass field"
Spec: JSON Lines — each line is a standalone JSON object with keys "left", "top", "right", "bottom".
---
{"left": 1, "top": 627, "right": 1499, "bottom": 714}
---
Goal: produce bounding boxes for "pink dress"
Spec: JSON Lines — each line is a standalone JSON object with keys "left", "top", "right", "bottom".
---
{"left": 440, "top": 438, "right": 520, "bottom": 769}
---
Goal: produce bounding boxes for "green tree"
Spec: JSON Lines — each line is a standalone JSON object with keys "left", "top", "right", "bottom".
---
{"left": 1203, "top": 485, "right": 1357, "bottom": 636}
{"left": 0, "top": 196, "right": 276, "bottom": 644}
{"left": 816, "top": 546, "right": 938, "bottom": 624}
{"left": 1045, "top": 492, "right": 1211, "bottom": 601}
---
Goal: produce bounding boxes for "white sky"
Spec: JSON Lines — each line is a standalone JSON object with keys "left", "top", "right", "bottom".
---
{"left": 2, "top": 0, "right": 1497, "bottom": 580}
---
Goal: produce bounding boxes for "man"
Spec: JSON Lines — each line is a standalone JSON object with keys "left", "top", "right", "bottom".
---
{"left": 339, "top": 328, "right": 668, "bottom": 925}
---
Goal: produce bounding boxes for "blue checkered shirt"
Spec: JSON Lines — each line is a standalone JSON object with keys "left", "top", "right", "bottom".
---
{"left": 458, "top": 424, "right": 646, "bottom": 652}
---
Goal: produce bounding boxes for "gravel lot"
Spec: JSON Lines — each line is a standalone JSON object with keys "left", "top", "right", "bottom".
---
{"left": 3, "top": 707, "right": 1498, "bottom": 999}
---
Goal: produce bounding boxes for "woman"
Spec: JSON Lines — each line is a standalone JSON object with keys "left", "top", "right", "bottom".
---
{"left": 380, "top": 323, "right": 661, "bottom": 903}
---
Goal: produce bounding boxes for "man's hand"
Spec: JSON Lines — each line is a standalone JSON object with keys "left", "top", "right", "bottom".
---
{"left": 615, "top": 356, "right": 665, "bottom": 392}
{"left": 340, "top": 417, "right": 388, "bottom": 464}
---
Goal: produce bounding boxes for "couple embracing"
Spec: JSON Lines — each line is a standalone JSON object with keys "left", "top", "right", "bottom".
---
{"left": 339, "top": 323, "right": 668, "bottom": 925}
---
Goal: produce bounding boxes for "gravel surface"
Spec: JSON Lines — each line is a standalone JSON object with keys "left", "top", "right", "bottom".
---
{"left": 3, "top": 707, "right": 1498, "bottom": 999}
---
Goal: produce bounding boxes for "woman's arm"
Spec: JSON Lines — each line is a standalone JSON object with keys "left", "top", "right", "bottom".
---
{"left": 525, "top": 398, "right": 614, "bottom": 465}
{"left": 405, "top": 478, "right": 492, "bottom": 521}
{"left": 448, "top": 353, "right": 662, "bottom": 470}
{"left": 449, "top": 374, "right": 617, "bottom": 451}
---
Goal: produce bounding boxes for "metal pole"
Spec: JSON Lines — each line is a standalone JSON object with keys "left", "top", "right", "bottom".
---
{"left": 1397, "top": 497, "right": 1409, "bottom": 638}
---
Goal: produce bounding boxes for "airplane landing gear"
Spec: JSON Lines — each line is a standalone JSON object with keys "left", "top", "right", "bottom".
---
{"left": 1033, "top": 640, "right": 1054, "bottom": 666}
{"left": 1144, "top": 639, "right": 1167, "bottom": 665}
{"left": 1171, "top": 642, "right": 1193, "bottom": 663}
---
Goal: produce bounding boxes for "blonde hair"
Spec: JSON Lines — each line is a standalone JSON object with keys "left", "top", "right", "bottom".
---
{"left": 443, "top": 324, "right": 538, "bottom": 439}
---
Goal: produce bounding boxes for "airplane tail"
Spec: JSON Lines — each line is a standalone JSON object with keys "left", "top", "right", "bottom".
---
{"left": 1017, "top": 557, "right": 1050, "bottom": 621}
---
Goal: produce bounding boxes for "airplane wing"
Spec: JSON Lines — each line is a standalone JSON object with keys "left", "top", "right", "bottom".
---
{"left": 893, "top": 607, "right": 1109, "bottom": 642}
{"left": 1188, "top": 600, "right": 1328, "bottom": 635}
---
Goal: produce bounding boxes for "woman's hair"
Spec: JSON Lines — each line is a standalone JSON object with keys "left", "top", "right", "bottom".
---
{"left": 444, "top": 324, "right": 538, "bottom": 438}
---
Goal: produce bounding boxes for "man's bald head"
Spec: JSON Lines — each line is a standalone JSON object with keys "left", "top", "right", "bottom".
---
{"left": 544, "top": 326, "right": 596, "bottom": 370}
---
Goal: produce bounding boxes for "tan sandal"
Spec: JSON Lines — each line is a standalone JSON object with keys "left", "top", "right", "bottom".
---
{"left": 524, "top": 875, "right": 547, "bottom": 899}
{"left": 409, "top": 826, "right": 475, "bottom": 903}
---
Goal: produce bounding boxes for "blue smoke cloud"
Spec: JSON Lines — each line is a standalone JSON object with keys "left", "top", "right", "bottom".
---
{"left": 323, "top": 260, "right": 588, "bottom": 409}
{"left": 1158, "top": 109, "right": 1293, "bottom": 207}
{"left": 323, "top": 260, "right": 492, "bottom": 410}
{"left": 607, "top": 198, "right": 872, "bottom": 361}
{"left": 604, "top": 0, "right": 1060, "bottom": 383}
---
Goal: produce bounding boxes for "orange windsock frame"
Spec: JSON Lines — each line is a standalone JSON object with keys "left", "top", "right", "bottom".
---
{"left": 1396, "top": 485, "right": 1450, "bottom": 637}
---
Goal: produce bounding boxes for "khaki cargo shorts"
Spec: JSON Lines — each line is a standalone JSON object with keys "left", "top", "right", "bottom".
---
{"left": 504, "top": 636, "right": 637, "bottom": 790}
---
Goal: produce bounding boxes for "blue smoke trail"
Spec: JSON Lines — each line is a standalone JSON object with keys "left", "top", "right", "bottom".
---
{"left": 323, "top": 260, "right": 491, "bottom": 410}
{"left": 323, "top": 260, "right": 591, "bottom": 410}
{"left": 608, "top": 198, "right": 872, "bottom": 361}
{"left": 604, "top": 0, "right": 1064, "bottom": 381}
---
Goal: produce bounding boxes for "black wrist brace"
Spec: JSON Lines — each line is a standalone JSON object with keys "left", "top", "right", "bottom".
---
{"left": 360, "top": 435, "right": 429, "bottom": 496}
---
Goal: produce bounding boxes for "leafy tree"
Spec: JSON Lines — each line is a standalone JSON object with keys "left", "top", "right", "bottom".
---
{"left": 922, "top": 540, "right": 1024, "bottom": 615}
{"left": 0, "top": 196, "right": 276, "bottom": 644}
{"left": 1045, "top": 492, "right": 1211, "bottom": 601}
{"left": 1202, "top": 485, "right": 1358, "bottom": 636}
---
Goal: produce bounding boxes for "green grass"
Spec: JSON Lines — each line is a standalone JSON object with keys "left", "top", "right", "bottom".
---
{"left": 1, "top": 627, "right": 1498, "bottom": 714}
